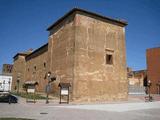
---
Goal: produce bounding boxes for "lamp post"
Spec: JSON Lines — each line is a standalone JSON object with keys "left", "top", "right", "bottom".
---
{"left": 17, "top": 79, "right": 20, "bottom": 94}
{"left": 45, "top": 72, "right": 56, "bottom": 104}
{"left": 17, "top": 73, "right": 21, "bottom": 94}
{"left": 46, "top": 72, "right": 51, "bottom": 104}
{"left": 8, "top": 79, "right": 11, "bottom": 104}
{"left": 148, "top": 80, "right": 152, "bottom": 101}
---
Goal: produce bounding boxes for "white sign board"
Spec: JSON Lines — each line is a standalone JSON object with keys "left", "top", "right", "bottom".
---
{"left": 0, "top": 75, "right": 12, "bottom": 92}
{"left": 27, "top": 86, "right": 35, "bottom": 93}
{"left": 61, "top": 88, "right": 68, "bottom": 95}
{"left": 27, "top": 88, "right": 35, "bottom": 93}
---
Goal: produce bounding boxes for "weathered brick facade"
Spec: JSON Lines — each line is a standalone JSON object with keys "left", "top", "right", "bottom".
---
{"left": 12, "top": 53, "right": 29, "bottom": 91}
{"left": 146, "top": 47, "right": 160, "bottom": 94}
{"left": 12, "top": 8, "right": 128, "bottom": 102}
{"left": 25, "top": 44, "right": 48, "bottom": 92}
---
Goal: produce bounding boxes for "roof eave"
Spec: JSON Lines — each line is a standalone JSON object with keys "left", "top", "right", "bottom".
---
{"left": 47, "top": 8, "right": 128, "bottom": 31}
{"left": 13, "top": 53, "right": 28, "bottom": 59}
{"left": 25, "top": 43, "right": 48, "bottom": 59}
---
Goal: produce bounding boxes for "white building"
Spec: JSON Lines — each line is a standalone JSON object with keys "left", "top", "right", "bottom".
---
{"left": 0, "top": 74, "right": 12, "bottom": 92}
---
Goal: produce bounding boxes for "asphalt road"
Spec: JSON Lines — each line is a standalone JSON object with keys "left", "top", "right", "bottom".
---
{"left": 0, "top": 101, "right": 160, "bottom": 120}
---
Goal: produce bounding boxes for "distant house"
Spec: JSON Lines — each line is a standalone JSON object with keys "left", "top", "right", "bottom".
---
{"left": 0, "top": 64, "right": 13, "bottom": 92}
{"left": 127, "top": 68, "right": 147, "bottom": 86}
{"left": 146, "top": 47, "right": 160, "bottom": 94}
{"left": 0, "top": 74, "right": 12, "bottom": 92}
{"left": 127, "top": 67, "right": 146, "bottom": 95}
{"left": 2, "top": 64, "right": 13, "bottom": 74}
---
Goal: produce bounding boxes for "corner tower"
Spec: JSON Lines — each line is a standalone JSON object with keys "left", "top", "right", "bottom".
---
{"left": 47, "top": 8, "right": 128, "bottom": 102}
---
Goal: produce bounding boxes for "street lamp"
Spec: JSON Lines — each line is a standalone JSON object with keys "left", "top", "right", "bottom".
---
{"left": 45, "top": 72, "right": 56, "bottom": 104}
{"left": 148, "top": 80, "right": 152, "bottom": 101}
{"left": 17, "top": 79, "right": 20, "bottom": 94}
{"left": 17, "top": 73, "right": 21, "bottom": 94}
{"left": 46, "top": 72, "right": 51, "bottom": 104}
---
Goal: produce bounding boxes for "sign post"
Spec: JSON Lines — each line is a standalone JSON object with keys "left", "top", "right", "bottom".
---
{"left": 45, "top": 84, "right": 51, "bottom": 104}
{"left": 59, "top": 83, "right": 71, "bottom": 104}
{"left": 24, "top": 81, "right": 38, "bottom": 103}
{"left": 45, "top": 72, "right": 56, "bottom": 104}
{"left": 145, "top": 80, "right": 152, "bottom": 102}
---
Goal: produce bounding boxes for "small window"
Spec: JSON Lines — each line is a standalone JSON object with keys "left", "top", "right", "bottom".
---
{"left": 34, "top": 66, "right": 36, "bottom": 71}
{"left": 106, "top": 54, "right": 113, "bottom": 65}
{"left": 44, "top": 62, "right": 46, "bottom": 68}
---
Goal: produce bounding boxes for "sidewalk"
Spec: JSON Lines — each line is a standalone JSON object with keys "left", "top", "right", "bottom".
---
{"left": 54, "top": 101, "right": 160, "bottom": 112}
{"left": 16, "top": 94, "right": 160, "bottom": 110}
{"left": 50, "top": 94, "right": 160, "bottom": 112}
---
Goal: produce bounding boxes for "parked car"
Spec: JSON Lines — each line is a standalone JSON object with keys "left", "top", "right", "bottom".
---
{"left": 0, "top": 93, "right": 18, "bottom": 104}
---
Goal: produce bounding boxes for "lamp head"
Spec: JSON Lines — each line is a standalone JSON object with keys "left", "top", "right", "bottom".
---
{"left": 148, "top": 80, "right": 151, "bottom": 84}
{"left": 47, "top": 72, "right": 51, "bottom": 77}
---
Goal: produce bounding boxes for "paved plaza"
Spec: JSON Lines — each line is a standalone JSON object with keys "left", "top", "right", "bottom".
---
{"left": 0, "top": 96, "right": 160, "bottom": 120}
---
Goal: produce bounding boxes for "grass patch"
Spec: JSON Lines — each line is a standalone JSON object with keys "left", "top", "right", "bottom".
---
{"left": 11, "top": 92, "right": 46, "bottom": 100}
{"left": 0, "top": 118, "right": 35, "bottom": 120}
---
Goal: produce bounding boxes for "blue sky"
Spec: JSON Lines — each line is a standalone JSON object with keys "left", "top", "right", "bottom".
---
{"left": 0, "top": 0, "right": 160, "bottom": 72}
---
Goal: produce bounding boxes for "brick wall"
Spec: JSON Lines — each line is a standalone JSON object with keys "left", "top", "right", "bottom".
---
{"left": 25, "top": 45, "right": 48, "bottom": 92}
{"left": 72, "top": 13, "right": 128, "bottom": 102}
{"left": 146, "top": 47, "right": 160, "bottom": 94}
{"left": 12, "top": 55, "right": 26, "bottom": 91}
